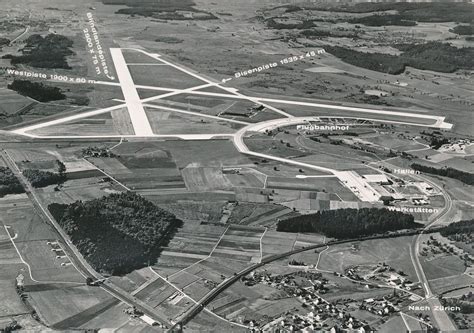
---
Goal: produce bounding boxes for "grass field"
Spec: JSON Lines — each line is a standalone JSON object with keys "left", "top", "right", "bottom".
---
{"left": 114, "top": 140, "right": 252, "bottom": 169}
{"left": 77, "top": 302, "right": 144, "bottom": 331}
{"left": 128, "top": 61, "right": 206, "bottom": 89}
{"left": 157, "top": 201, "right": 227, "bottom": 223}
{"left": 228, "top": 203, "right": 290, "bottom": 225}
{"left": 318, "top": 236, "right": 418, "bottom": 282}
{"left": 421, "top": 254, "right": 466, "bottom": 281}
{"left": 28, "top": 285, "right": 113, "bottom": 328}
{"left": 145, "top": 107, "right": 242, "bottom": 135}
{"left": 378, "top": 315, "right": 409, "bottom": 333}
{"left": 362, "top": 134, "right": 427, "bottom": 152}
{"left": 0, "top": 88, "right": 32, "bottom": 115}
{"left": 0, "top": 216, "right": 27, "bottom": 317}
{"left": 1, "top": 199, "right": 84, "bottom": 284}
{"left": 264, "top": 102, "right": 439, "bottom": 126}
{"left": 261, "top": 231, "right": 298, "bottom": 256}
{"left": 29, "top": 112, "right": 121, "bottom": 137}
{"left": 182, "top": 166, "right": 233, "bottom": 191}
{"left": 429, "top": 274, "right": 473, "bottom": 295}
{"left": 267, "top": 176, "right": 359, "bottom": 202}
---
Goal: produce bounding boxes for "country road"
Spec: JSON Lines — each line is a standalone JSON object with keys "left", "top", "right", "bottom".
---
{"left": 0, "top": 149, "right": 172, "bottom": 329}
{"left": 169, "top": 230, "right": 433, "bottom": 332}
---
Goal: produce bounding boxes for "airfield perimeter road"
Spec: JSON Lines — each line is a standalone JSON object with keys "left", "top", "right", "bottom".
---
{"left": 0, "top": 149, "right": 172, "bottom": 329}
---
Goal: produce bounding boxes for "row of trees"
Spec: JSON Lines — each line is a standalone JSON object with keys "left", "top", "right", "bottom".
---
{"left": 23, "top": 169, "right": 66, "bottom": 188}
{"left": 277, "top": 208, "right": 420, "bottom": 239}
{"left": 266, "top": 18, "right": 315, "bottom": 30}
{"left": 8, "top": 80, "right": 65, "bottom": 102}
{"left": 325, "top": 42, "right": 474, "bottom": 74}
{"left": 0, "top": 167, "right": 24, "bottom": 197}
{"left": 48, "top": 192, "right": 181, "bottom": 275}
{"left": 349, "top": 14, "right": 416, "bottom": 27}
{"left": 411, "top": 163, "right": 473, "bottom": 185}
{"left": 23, "top": 160, "right": 67, "bottom": 188}
{"left": 315, "top": 2, "right": 473, "bottom": 23}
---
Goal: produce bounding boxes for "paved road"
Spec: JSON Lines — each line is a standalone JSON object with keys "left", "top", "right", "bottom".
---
{"left": 10, "top": 25, "right": 30, "bottom": 45}
{"left": 0, "top": 150, "right": 172, "bottom": 328}
{"left": 169, "top": 231, "right": 427, "bottom": 332}
{"left": 410, "top": 174, "right": 457, "bottom": 331}
{"left": 377, "top": 158, "right": 457, "bottom": 331}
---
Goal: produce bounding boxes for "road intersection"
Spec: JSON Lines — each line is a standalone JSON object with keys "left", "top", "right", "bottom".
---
{"left": 12, "top": 47, "right": 452, "bottom": 139}
{"left": 6, "top": 46, "right": 460, "bottom": 331}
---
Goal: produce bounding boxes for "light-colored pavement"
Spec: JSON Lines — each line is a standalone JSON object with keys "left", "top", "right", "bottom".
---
{"left": 12, "top": 47, "right": 452, "bottom": 138}
{"left": 12, "top": 103, "right": 127, "bottom": 136}
{"left": 110, "top": 48, "right": 154, "bottom": 136}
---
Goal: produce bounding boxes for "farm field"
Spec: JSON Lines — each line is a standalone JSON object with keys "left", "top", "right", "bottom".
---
{"left": 421, "top": 254, "right": 467, "bottom": 281}
{"left": 27, "top": 286, "right": 114, "bottom": 329}
{"left": 0, "top": 0, "right": 472, "bottom": 331}
{"left": 88, "top": 149, "right": 186, "bottom": 191}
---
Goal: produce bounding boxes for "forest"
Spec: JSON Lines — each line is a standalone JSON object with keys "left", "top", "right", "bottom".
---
{"left": 48, "top": 192, "right": 181, "bottom": 275}
{"left": 411, "top": 163, "right": 474, "bottom": 186}
{"left": 4, "top": 34, "right": 74, "bottom": 69}
{"left": 325, "top": 42, "right": 473, "bottom": 74}
{"left": 277, "top": 208, "right": 420, "bottom": 239}
{"left": 8, "top": 80, "right": 65, "bottom": 102}
{"left": 450, "top": 24, "right": 474, "bottom": 36}
{"left": 0, "top": 167, "right": 24, "bottom": 197}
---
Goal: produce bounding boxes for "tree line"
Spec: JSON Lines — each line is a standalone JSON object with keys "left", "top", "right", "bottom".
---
{"left": 23, "top": 160, "right": 67, "bottom": 188}
{"left": 411, "top": 163, "right": 474, "bottom": 185}
{"left": 48, "top": 192, "right": 181, "bottom": 275}
{"left": 324, "top": 42, "right": 473, "bottom": 74}
{"left": 277, "top": 208, "right": 421, "bottom": 239}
